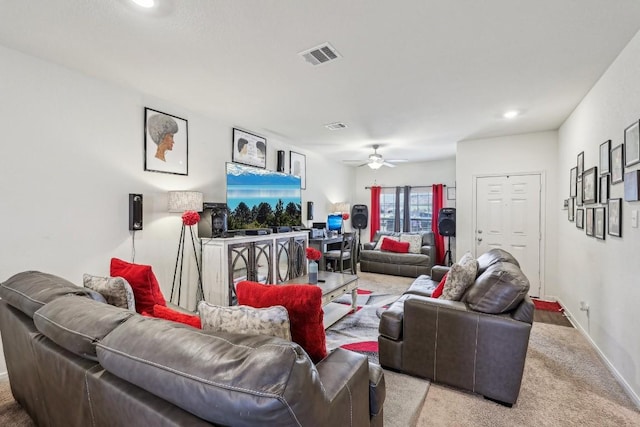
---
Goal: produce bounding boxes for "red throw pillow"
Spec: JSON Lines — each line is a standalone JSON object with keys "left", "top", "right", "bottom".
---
{"left": 236, "top": 281, "right": 327, "bottom": 363}
{"left": 431, "top": 272, "right": 448, "bottom": 299}
{"left": 110, "top": 258, "right": 166, "bottom": 314}
{"left": 380, "top": 237, "right": 410, "bottom": 253}
{"left": 152, "top": 304, "right": 201, "bottom": 329}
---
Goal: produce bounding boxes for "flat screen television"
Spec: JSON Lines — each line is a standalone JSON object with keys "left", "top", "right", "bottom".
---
{"left": 226, "top": 162, "right": 302, "bottom": 230}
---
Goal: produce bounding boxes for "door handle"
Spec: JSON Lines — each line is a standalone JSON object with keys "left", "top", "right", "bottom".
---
{"left": 477, "top": 230, "right": 483, "bottom": 234}
{"left": 477, "top": 238, "right": 483, "bottom": 243}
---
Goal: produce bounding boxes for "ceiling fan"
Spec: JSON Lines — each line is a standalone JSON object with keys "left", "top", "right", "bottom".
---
{"left": 344, "top": 145, "right": 408, "bottom": 169}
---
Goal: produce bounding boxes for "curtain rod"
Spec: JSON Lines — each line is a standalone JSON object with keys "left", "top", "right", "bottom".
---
{"left": 364, "top": 184, "right": 447, "bottom": 189}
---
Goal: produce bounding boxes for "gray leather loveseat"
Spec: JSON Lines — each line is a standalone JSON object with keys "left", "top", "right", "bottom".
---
{"left": 377, "top": 249, "right": 533, "bottom": 406}
{"left": 359, "top": 231, "right": 436, "bottom": 278}
{"left": 0, "top": 271, "right": 386, "bottom": 426}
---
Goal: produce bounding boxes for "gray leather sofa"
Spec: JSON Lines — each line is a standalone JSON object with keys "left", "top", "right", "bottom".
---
{"left": 0, "top": 271, "right": 386, "bottom": 426}
{"left": 359, "top": 231, "right": 436, "bottom": 278}
{"left": 378, "top": 249, "right": 533, "bottom": 406}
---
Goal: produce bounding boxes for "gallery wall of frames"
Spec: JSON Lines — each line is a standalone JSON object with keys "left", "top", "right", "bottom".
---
{"left": 566, "top": 119, "right": 640, "bottom": 239}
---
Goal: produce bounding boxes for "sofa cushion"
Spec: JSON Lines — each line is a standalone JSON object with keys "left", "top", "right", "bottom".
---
{"left": 476, "top": 248, "right": 520, "bottom": 275}
{"left": 83, "top": 274, "right": 136, "bottom": 311}
{"left": 360, "top": 249, "right": 431, "bottom": 266}
{"left": 33, "top": 295, "right": 135, "bottom": 361}
{"left": 399, "top": 233, "right": 423, "bottom": 254}
{"left": 380, "top": 237, "right": 410, "bottom": 253}
{"left": 198, "top": 301, "right": 290, "bottom": 340}
{"left": 440, "top": 252, "right": 478, "bottom": 301}
{"left": 431, "top": 272, "right": 448, "bottom": 299}
{"left": 465, "top": 261, "right": 530, "bottom": 314}
{"left": 152, "top": 304, "right": 201, "bottom": 328}
{"left": 0, "top": 271, "right": 102, "bottom": 318}
{"left": 110, "top": 258, "right": 166, "bottom": 314}
{"left": 235, "top": 281, "right": 327, "bottom": 362}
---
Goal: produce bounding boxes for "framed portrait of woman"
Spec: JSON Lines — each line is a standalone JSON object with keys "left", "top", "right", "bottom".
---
{"left": 144, "top": 108, "right": 189, "bottom": 175}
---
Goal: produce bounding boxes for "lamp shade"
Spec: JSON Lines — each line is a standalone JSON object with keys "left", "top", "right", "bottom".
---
{"left": 333, "top": 202, "right": 351, "bottom": 214}
{"left": 168, "top": 191, "right": 203, "bottom": 212}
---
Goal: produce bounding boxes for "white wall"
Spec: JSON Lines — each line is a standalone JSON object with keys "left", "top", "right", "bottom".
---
{"left": 353, "top": 159, "right": 457, "bottom": 243}
{"left": 456, "top": 131, "right": 559, "bottom": 298}
{"left": 0, "top": 45, "right": 354, "bottom": 375}
{"left": 557, "top": 30, "right": 640, "bottom": 402}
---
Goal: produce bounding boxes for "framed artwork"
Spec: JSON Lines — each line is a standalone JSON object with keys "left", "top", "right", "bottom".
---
{"left": 582, "top": 166, "right": 598, "bottom": 204}
{"left": 611, "top": 144, "right": 624, "bottom": 184}
{"left": 594, "top": 207, "right": 605, "bottom": 240}
{"left": 608, "top": 198, "right": 622, "bottom": 237}
{"left": 569, "top": 167, "right": 577, "bottom": 197}
{"left": 289, "top": 151, "right": 306, "bottom": 189}
{"left": 568, "top": 197, "right": 575, "bottom": 221}
{"left": 576, "top": 208, "right": 584, "bottom": 229}
{"left": 599, "top": 175, "right": 609, "bottom": 204}
{"left": 232, "top": 128, "right": 266, "bottom": 168}
{"left": 624, "top": 170, "right": 640, "bottom": 202}
{"left": 576, "top": 181, "right": 583, "bottom": 206}
{"left": 447, "top": 187, "right": 457, "bottom": 200}
{"left": 585, "top": 207, "right": 594, "bottom": 236}
{"left": 624, "top": 120, "right": 640, "bottom": 167}
{"left": 144, "top": 108, "right": 188, "bottom": 175}
{"left": 577, "top": 151, "right": 584, "bottom": 181}
{"left": 599, "top": 140, "right": 611, "bottom": 175}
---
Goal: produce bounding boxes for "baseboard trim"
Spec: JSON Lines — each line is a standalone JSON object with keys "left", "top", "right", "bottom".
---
{"left": 558, "top": 298, "right": 640, "bottom": 410}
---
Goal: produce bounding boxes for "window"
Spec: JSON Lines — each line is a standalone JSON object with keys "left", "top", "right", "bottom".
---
{"left": 378, "top": 186, "right": 432, "bottom": 232}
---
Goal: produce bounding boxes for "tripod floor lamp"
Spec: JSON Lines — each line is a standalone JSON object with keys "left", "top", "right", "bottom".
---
{"left": 168, "top": 191, "right": 204, "bottom": 308}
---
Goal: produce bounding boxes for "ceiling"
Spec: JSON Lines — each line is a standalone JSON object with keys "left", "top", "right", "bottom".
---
{"left": 2, "top": 0, "right": 640, "bottom": 165}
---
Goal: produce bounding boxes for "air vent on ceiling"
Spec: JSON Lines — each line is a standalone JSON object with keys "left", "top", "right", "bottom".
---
{"left": 325, "top": 122, "right": 348, "bottom": 130}
{"left": 299, "top": 43, "right": 341, "bottom": 66}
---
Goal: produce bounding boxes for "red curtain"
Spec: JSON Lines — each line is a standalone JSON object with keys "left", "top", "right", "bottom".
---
{"left": 431, "top": 184, "right": 445, "bottom": 265}
{"left": 370, "top": 186, "right": 381, "bottom": 240}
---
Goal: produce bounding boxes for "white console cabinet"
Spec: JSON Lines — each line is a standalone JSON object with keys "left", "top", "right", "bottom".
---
{"left": 201, "top": 231, "right": 308, "bottom": 306}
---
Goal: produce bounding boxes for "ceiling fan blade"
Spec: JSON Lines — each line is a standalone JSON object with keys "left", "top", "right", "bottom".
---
{"left": 383, "top": 162, "right": 397, "bottom": 168}
{"left": 387, "top": 159, "right": 408, "bottom": 163}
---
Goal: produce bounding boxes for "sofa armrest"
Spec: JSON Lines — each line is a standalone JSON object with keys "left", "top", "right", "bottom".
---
{"left": 420, "top": 244, "right": 436, "bottom": 262}
{"left": 316, "top": 348, "right": 372, "bottom": 425}
{"left": 430, "top": 265, "right": 450, "bottom": 282}
{"left": 363, "top": 242, "right": 376, "bottom": 250}
{"left": 368, "top": 362, "right": 385, "bottom": 421}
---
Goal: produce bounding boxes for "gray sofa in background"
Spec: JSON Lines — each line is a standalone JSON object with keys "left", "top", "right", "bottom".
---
{"left": 359, "top": 231, "right": 437, "bottom": 278}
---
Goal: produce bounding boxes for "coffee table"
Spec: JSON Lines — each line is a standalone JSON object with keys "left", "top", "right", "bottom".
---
{"left": 282, "top": 271, "right": 358, "bottom": 328}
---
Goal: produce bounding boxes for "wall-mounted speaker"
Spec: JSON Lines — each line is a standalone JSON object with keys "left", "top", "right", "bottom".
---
{"left": 307, "top": 201, "right": 314, "bottom": 220}
{"left": 438, "top": 208, "right": 456, "bottom": 236}
{"left": 129, "top": 193, "right": 143, "bottom": 231}
{"left": 351, "top": 204, "right": 368, "bottom": 229}
{"left": 277, "top": 150, "right": 285, "bottom": 172}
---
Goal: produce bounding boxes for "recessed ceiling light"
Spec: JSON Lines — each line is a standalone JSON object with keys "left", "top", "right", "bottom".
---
{"left": 132, "top": 0, "right": 155, "bottom": 8}
{"left": 503, "top": 110, "right": 519, "bottom": 119}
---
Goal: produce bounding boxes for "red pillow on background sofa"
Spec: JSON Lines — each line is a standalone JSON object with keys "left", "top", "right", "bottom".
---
{"left": 110, "top": 258, "right": 166, "bottom": 314}
{"left": 152, "top": 304, "right": 201, "bottom": 329}
{"left": 380, "top": 237, "right": 410, "bottom": 254}
{"left": 431, "top": 272, "right": 448, "bottom": 299}
{"left": 235, "top": 281, "right": 327, "bottom": 363}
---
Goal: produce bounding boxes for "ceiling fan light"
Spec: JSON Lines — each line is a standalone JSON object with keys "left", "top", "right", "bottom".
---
{"left": 368, "top": 162, "right": 383, "bottom": 170}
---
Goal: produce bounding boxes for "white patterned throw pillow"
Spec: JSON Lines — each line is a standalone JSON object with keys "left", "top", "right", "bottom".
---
{"left": 83, "top": 274, "right": 136, "bottom": 311}
{"left": 400, "top": 233, "right": 423, "bottom": 254}
{"left": 197, "top": 301, "right": 292, "bottom": 341}
{"left": 440, "top": 252, "right": 478, "bottom": 301}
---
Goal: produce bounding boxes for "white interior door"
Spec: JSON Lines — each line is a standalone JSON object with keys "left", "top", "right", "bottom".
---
{"left": 475, "top": 174, "right": 542, "bottom": 297}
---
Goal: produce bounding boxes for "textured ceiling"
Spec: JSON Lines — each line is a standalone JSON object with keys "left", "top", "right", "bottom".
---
{"left": 2, "top": 0, "right": 640, "bottom": 164}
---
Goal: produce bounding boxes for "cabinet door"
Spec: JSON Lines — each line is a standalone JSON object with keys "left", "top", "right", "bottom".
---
{"left": 290, "top": 237, "right": 307, "bottom": 278}
{"left": 228, "top": 242, "right": 251, "bottom": 305}
{"left": 275, "top": 238, "right": 291, "bottom": 283}
{"left": 252, "top": 240, "right": 272, "bottom": 284}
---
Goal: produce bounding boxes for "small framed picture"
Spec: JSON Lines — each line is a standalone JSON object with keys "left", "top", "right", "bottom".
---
{"left": 576, "top": 208, "right": 584, "bottom": 229}
{"left": 599, "top": 175, "right": 609, "bottom": 204}
{"left": 608, "top": 198, "right": 622, "bottom": 237}
{"left": 594, "top": 207, "right": 605, "bottom": 240}
{"left": 144, "top": 108, "right": 189, "bottom": 175}
{"left": 232, "top": 128, "right": 267, "bottom": 169}
{"left": 290, "top": 151, "right": 306, "bottom": 189}
{"left": 576, "top": 181, "right": 583, "bottom": 206}
{"left": 585, "top": 207, "right": 594, "bottom": 236}
{"left": 624, "top": 170, "right": 640, "bottom": 202}
{"left": 624, "top": 120, "right": 640, "bottom": 167}
{"left": 569, "top": 167, "right": 577, "bottom": 197}
{"left": 577, "top": 151, "right": 584, "bottom": 181}
{"left": 568, "top": 197, "right": 575, "bottom": 221}
{"left": 582, "top": 166, "right": 598, "bottom": 204}
{"left": 447, "top": 187, "right": 457, "bottom": 200}
{"left": 600, "top": 140, "right": 611, "bottom": 175}
{"left": 611, "top": 144, "right": 624, "bottom": 184}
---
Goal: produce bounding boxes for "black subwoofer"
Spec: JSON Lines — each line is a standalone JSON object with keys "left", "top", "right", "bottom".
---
{"left": 438, "top": 208, "right": 456, "bottom": 236}
{"left": 351, "top": 204, "right": 368, "bottom": 229}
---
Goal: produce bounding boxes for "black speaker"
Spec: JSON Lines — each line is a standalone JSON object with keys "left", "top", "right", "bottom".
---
{"left": 129, "top": 193, "right": 143, "bottom": 230}
{"left": 351, "top": 204, "right": 368, "bottom": 229}
{"left": 438, "top": 208, "right": 456, "bottom": 236}
{"left": 307, "top": 201, "right": 314, "bottom": 220}
{"left": 277, "top": 150, "right": 285, "bottom": 172}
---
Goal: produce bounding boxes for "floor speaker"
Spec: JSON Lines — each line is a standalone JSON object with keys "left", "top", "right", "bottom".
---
{"left": 351, "top": 204, "right": 368, "bottom": 229}
{"left": 438, "top": 208, "right": 456, "bottom": 236}
{"left": 277, "top": 150, "right": 285, "bottom": 172}
{"left": 129, "top": 193, "right": 143, "bottom": 230}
